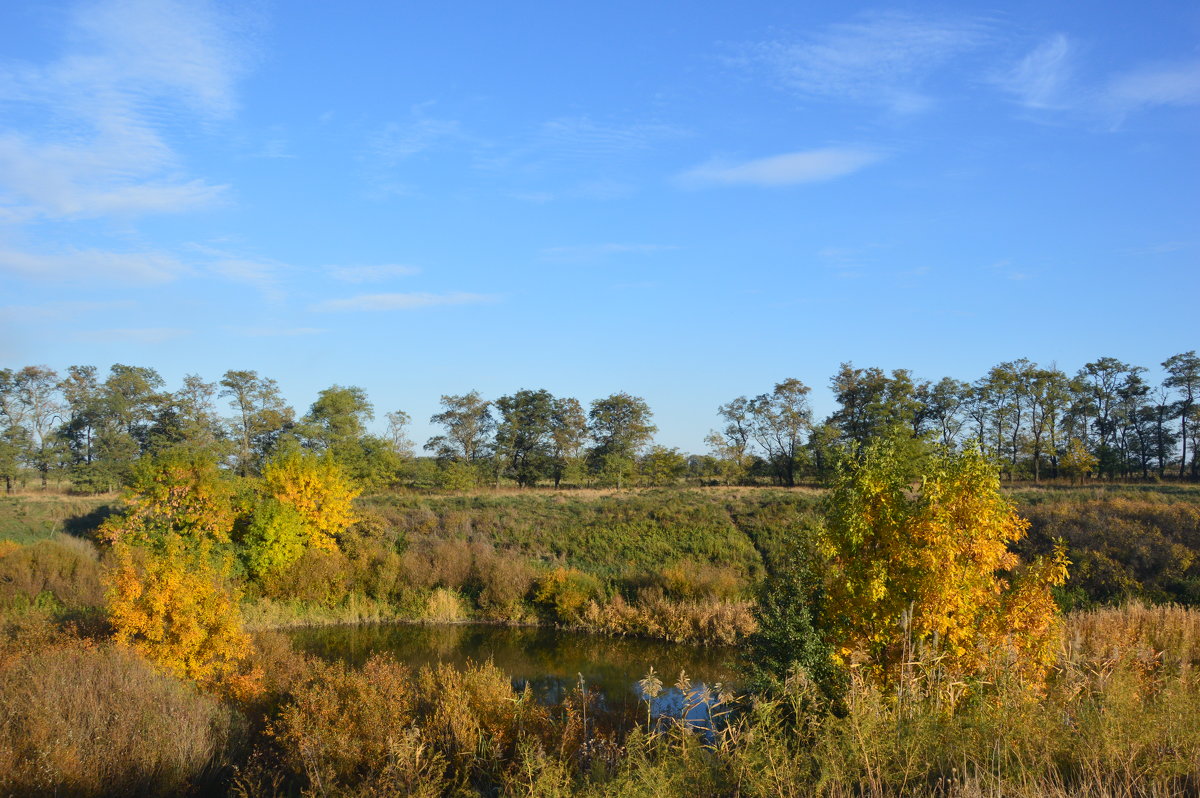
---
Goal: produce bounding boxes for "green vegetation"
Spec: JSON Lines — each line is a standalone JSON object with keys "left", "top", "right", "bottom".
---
{"left": 1, "top": 357, "right": 1200, "bottom": 795}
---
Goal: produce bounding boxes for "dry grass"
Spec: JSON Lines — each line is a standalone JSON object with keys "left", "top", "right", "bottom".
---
{"left": 0, "top": 616, "right": 237, "bottom": 797}
{"left": 1065, "top": 601, "right": 1200, "bottom": 668}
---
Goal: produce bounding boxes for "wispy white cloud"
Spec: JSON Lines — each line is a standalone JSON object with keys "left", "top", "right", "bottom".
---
{"left": 0, "top": 0, "right": 247, "bottom": 221}
{"left": 369, "top": 113, "right": 466, "bottom": 165}
{"left": 327, "top": 264, "right": 421, "bottom": 283}
{"left": 0, "top": 299, "right": 136, "bottom": 321}
{"left": 184, "top": 243, "right": 289, "bottom": 298}
{"left": 678, "top": 147, "right": 883, "bottom": 188}
{"left": 312, "top": 292, "right": 498, "bottom": 312}
{"left": 532, "top": 116, "right": 683, "bottom": 160}
{"left": 476, "top": 116, "right": 684, "bottom": 175}
{"left": 743, "top": 11, "right": 989, "bottom": 113}
{"left": 541, "top": 243, "right": 679, "bottom": 262}
{"left": 227, "top": 325, "right": 326, "bottom": 337}
{"left": 996, "top": 38, "right": 1199, "bottom": 120}
{"left": 0, "top": 246, "right": 186, "bottom": 283}
{"left": 82, "top": 327, "right": 191, "bottom": 343}
{"left": 1106, "top": 61, "right": 1200, "bottom": 112}
{"left": 995, "top": 34, "right": 1077, "bottom": 109}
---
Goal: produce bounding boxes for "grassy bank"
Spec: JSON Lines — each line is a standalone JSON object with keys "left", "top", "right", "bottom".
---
{"left": 2, "top": 603, "right": 1197, "bottom": 797}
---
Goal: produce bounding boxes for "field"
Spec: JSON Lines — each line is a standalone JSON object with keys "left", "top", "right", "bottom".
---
{"left": 1, "top": 483, "right": 1199, "bottom": 795}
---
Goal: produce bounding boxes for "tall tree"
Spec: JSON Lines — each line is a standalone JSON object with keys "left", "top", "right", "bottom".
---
{"left": 220, "top": 370, "right": 295, "bottom": 476}
{"left": 148, "top": 374, "right": 227, "bottom": 457}
{"left": 58, "top": 365, "right": 101, "bottom": 472}
{"left": 1163, "top": 352, "right": 1200, "bottom": 478}
{"left": 924, "top": 377, "right": 969, "bottom": 448}
{"left": 2, "top": 366, "right": 65, "bottom": 486}
{"left": 301, "top": 385, "right": 374, "bottom": 455}
{"left": 494, "top": 388, "right": 555, "bottom": 487}
{"left": 425, "top": 391, "right": 493, "bottom": 462}
{"left": 1076, "top": 358, "right": 1144, "bottom": 479}
{"left": 747, "top": 379, "right": 812, "bottom": 487}
{"left": 708, "top": 396, "right": 754, "bottom": 484}
{"left": 588, "top": 392, "right": 656, "bottom": 461}
{"left": 384, "top": 410, "right": 415, "bottom": 457}
{"left": 548, "top": 396, "right": 588, "bottom": 488}
{"left": 1026, "top": 367, "right": 1070, "bottom": 481}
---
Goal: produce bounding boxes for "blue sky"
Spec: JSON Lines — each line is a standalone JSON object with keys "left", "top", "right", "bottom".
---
{"left": 1, "top": 0, "right": 1197, "bottom": 451}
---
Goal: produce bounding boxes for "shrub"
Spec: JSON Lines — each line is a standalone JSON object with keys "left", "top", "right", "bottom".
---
{"left": 106, "top": 537, "right": 259, "bottom": 698}
{"left": 260, "top": 548, "right": 353, "bottom": 607}
{"left": 473, "top": 546, "right": 535, "bottom": 616}
{"left": 535, "top": 567, "right": 604, "bottom": 625}
{"left": 424, "top": 587, "right": 467, "bottom": 623}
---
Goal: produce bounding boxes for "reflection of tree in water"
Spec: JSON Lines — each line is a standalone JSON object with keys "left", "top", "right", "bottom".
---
{"left": 287, "top": 623, "right": 743, "bottom": 710}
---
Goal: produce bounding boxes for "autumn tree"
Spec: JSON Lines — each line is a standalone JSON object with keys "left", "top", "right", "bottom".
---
{"left": 821, "top": 441, "right": 1067, "bottom": 687}
{"left": 107, "top": 535, "right": 258, "bottom": 697}
{"left": 97, "top": 448, "right": 236, "bottom": 549}
{"left": 243, "top": 450, "right": 360, "bottom": 578}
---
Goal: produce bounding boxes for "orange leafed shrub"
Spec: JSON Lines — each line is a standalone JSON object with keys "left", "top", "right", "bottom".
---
{"left": 106, "top": 536, "right": 260, "bottom": 699}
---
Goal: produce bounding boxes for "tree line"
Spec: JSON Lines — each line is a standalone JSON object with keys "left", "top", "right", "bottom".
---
{"left": 0, "top": 351, "right": 1197, "bottom": 492}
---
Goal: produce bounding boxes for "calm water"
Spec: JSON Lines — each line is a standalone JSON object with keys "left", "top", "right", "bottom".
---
{"left": 287, "top": 623, "right": 745, "bottom": 714}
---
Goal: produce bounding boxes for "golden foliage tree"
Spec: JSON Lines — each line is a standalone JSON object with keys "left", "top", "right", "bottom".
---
{"left": 241, "top": 449, "right": 360, "bottom": 579}
{"left": 106, "top": 536, "right": 260, "bottom": 698}
{"left": 98, "top": 449, "right": 236, "bottom": 548}
{"left": 261, "top": 449, "right": 359, "bottom": 551}
{"left": 822, "top": 441, "right": 1067, "bottom": 686}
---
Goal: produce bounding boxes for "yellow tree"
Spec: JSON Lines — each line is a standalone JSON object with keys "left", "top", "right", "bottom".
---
{"left": 106, "top": 536, "right": 260, "bottom": 698}
{"left": 245, "top": 449, "right": 360, "bottom": 577}
{"left": 1059, "top": 437, "right": 1097, "bottom": 484}
{"left": 822, "top": 441, "right": 1067, "bottom": 686}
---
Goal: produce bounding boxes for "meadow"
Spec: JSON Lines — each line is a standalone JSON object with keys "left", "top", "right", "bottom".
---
{"left": 1, "top": 482, "right": 1199, "bottom": 796}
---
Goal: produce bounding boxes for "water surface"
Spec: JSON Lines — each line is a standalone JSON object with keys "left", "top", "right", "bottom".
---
{"left": 288, "top": 623, "right": 745, "bottom": 712}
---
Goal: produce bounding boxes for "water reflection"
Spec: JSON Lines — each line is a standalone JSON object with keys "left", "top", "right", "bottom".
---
{"left": 287, "top": 623, "right": 744, "bottom": 718}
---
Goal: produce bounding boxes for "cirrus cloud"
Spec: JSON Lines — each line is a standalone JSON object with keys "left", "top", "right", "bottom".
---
{"left": 312, "top": 292, "right": 498, "bottom": 312}
{"left": 677, "top": 147, "right": 883, "bottom": 188}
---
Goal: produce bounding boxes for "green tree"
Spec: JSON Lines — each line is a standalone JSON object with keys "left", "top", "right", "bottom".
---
{"left": 0, "top": 366, "right": 64, "bottom": 487}
{"left": 639, "top": 445, "right": 687, "bottom": 486}
{"left": 219, "top": 370, "right": 295, "bottom": 476}
{"left": 1075, "top": 357, "right": 1143, "bottom": 479}
{"left": 1163, "top": 351, "right": 1200, "bottom": 478}
{"left": 425, "top": 391, "right": 493, "bottom": 463}
{"left": 494, "top": 388, "right": 555, "bottom": 487}
{"left": 301, "top": 385, "right": 373, "bottom": 454}
{"left": 588, "top": 392, "right": 656, "bottom": 472}
{"left": 548, "top": 396, "right": 588, "bottom": 488}
{"left": 708, "top": 396, "right": 754, "bottom": 484}
{"left": 747, "top": 551, "right": 842, "bottom": 700}
{"left": 147, "top": 374, "right": 228, "bottom": 458}
{"left": 748, "top": 378, "right": 812, "bottom": 486}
